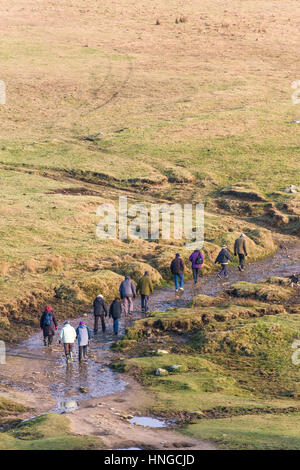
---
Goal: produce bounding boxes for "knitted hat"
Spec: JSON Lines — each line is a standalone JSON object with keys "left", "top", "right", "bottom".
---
{"left": 45, "top": 305, "right": 52, "bottom": 311}
{"left": 97, "top": 294, "right": 103, "bottom": 298}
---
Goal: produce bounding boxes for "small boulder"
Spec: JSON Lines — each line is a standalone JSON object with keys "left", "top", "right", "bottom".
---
{"left": 155, "top": 368, "right": 169, "bottom": 376}
{"left": 154, "top": 349, "right": 169, "bottom": 356}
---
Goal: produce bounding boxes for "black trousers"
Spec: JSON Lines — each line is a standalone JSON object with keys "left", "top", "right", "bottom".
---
{"left": 238, "top": 254, "right": 245, "bottom": 268}
{"left": 43, "top": 334, "right": 54, "bottom": 345}
{"left": 94, "top": 315, "right": 106, "bottom": 333}
{"left": 192, "top": 268, "right": 200, "bottom": 283}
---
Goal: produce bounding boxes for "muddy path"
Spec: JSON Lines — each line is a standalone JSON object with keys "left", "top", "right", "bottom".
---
{"left": 0, "top": 244, "right": 299, "bottom": 449}
{"left": 148, "top": 243, "right": 300, "bottom": 311}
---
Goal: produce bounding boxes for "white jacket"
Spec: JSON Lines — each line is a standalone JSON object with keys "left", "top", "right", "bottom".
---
{"left": 59, "top": 324, "right": 76, "bottom": 344}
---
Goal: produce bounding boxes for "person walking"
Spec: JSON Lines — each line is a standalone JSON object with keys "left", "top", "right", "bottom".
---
{"left": 109, "top": 297, "right": 122, "bottom": 335}
{"left": 215, "top": 245, "right": 233, "bottom": 279}
{"left": 119, "top": 275, "right": 136, "bottom": 317}
{"left": 40, "top": 305, "right": 58, "bottom": 347}
{"left": 170, "top": 253, "right": 185, "bottom": 293}
{"left": 234, "top": 233, "right": 248, "bottom": 271}
{"left": 136, "top": 271, "right": 153, "bottom": 315}
{"left": 59, "top": 320, "right": 76, "bottom": 363}
{"left": 189, "top": 249, "right": 204, "bottom": 284}
{"left": 76, "top": 321, "right": 91, "bottom": 362}
{"left": 93, "top": 294, "right": 108, "bottom": 333}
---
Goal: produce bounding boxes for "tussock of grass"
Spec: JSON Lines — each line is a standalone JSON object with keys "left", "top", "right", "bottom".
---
{"left": 117, "top": 261, "right": 162, "bottom": 286}
{"left": 0, "top": 397, "right": 28, "bottom": 422}
{"left": 0, "top": 261, "right": 10, "bottom": 277}
{"left": 23, "top": 259, "right": 39, "bottom": 274}
{"left": 220, "top": 183, "right": 266, "bottom": 202}
{"left": 228, "top": 281, "right": 291, "bottom": 301}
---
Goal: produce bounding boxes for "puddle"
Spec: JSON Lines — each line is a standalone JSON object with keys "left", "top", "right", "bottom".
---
{"left": 50, "top": 362, "right": 128, "bottom": 411}
{"left": 130, "top": 416, "right": 169, "bottom": 428}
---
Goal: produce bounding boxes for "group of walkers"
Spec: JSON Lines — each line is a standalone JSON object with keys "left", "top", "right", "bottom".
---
{"left": 40, "top": 308, "right": 91, "bottom": 363}
{"left": 40, "top": 233, "right": 248, "bottom": 362}
{"left": 169, "top": 233, "right": 248, "bottom": 290}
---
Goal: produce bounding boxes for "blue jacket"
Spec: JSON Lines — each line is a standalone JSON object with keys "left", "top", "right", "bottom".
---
{"left": 119, "top": 279, "right": 136, "bottom": 299}
{"left": 76, "top": 325, "right": 91, "bottom": 346}
{"left": 215, "top": 248, "right": 232, "bottom": 265}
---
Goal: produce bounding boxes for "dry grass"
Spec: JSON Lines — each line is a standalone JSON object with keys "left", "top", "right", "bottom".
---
{"left": 0, "top": 261, "right": 10, "bottom": 277}
{"left": 23, "top": 259, "right": 39, "bottom": 273}
{"left": 46, "top": 256, "right": 63, "bottom": 272}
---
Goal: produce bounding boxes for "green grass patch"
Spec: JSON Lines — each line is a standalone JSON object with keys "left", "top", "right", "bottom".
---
{"left": 183, "top": 413, "right": 300, "bottom": 450}
{"left": 0, "top": 413, "right": 102, "bottom": 450}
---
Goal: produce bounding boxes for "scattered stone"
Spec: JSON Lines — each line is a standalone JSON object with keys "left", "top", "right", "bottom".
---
{"left": 79, "top": 386, "right": 89, "bottom": 394}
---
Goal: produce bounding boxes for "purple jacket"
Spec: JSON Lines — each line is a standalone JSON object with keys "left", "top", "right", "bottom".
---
{"left": 189, "top": 251, "right": 204, "bottom": 269}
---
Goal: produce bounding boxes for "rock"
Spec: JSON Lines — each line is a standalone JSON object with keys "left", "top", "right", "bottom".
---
{"left": 155, "top": 368, "right": 169, "bottom": 376}
{"left": 154, "top": 349, "right": 169, "bottom": 356}
{"left": 62, "top": 400, "right": 78, "bottom": 410}
{"left": 79, "top": 386, "right": 89, "bottom": 394}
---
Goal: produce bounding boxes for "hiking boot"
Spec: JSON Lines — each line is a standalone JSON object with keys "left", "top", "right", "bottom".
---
{"left": 217, "top": 274, "right": 222, "bottom": 279}
{"left": 179, "top": 287, "right": 184, "bottom": 292}
{"left": 238, "top": 265, "right": 242, "bottom": 272}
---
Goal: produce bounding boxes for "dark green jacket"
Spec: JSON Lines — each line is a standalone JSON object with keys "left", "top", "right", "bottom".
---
{"left": 136, "top": 275, "right": 153, "bottom": 296}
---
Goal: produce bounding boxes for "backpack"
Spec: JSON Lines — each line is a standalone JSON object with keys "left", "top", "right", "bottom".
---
{"left": 44, "top": 312, "right": 52, "bottom": 326}
{"left": 195, "top": 253, "right": 203, "bottom": 265}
